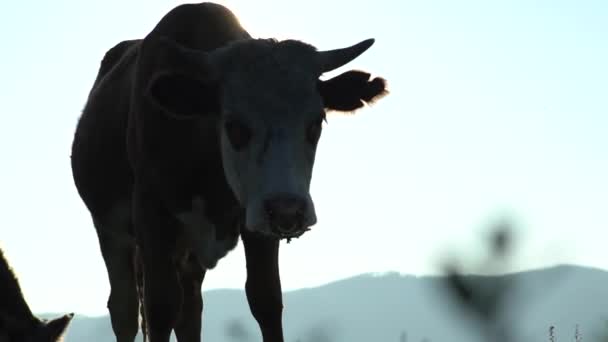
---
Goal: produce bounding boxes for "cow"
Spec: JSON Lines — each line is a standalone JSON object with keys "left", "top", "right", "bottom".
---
{"left": 70, "top": 2, "right": 387, "bottom": 342}
{"left": 0, "top": 247, "right": 73, "bottom": 341}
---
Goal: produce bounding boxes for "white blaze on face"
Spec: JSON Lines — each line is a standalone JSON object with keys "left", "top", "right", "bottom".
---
{"left": 175, "top": 197, "right": 238, "bottom": 269}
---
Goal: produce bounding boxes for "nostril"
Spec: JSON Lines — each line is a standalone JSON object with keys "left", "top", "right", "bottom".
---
{"left": 265, "top": 204, "right": 274, "bottom": 217}
{"left": 264, "top": 194, "right": 307, "bottom": 225}
{"left": 264, "top": 200, "right": 276, "bottom": 219}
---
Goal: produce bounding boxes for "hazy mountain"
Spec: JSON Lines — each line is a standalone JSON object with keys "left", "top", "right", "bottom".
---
{"left": 42, "top": 264, "right": 608, "bottom": 342}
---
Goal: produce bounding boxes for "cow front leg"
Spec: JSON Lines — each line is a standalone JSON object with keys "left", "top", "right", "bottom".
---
{"left": 141, "top": 253, "right": 181, "bottom": 342}
{"left": 133, "top": 191, "right": 182, "bottom": 342}
{"left": 175, "top": 256, "right": 206, "bottom": 342}
{"left": 94, "top": 220, "right": 139, "bottom": 342}
{"left": 242, "top": 230, "right": 284, "bottom": 342}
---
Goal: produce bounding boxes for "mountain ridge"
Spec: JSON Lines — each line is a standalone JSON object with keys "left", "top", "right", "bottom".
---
{"left": 39, "top": 263, "right": 608, "bottom": 342}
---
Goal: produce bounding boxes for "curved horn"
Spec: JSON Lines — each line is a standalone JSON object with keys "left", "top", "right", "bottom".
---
{"left": 317, "top": 38, "right": 375, "bottom": 74}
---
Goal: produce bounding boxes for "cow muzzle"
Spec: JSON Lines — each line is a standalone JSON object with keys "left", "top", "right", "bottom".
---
{"left": 264, "top": 193, "right": 314, "bottom": 239}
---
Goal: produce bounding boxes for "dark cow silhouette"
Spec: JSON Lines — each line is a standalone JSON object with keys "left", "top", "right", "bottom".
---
{"left": 0, "top": 247, "right": 73, "bottom": 341}
{"left": 70, "top": 2, "right": 387, "bottom": 342}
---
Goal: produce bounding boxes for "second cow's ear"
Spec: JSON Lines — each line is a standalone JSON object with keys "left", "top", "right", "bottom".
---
{"left": 146, "top": 70, "right": 220, "bottom": 118}
{"left": 317, "top": 70, "right": 388, "bottom": 112}
{"left": 42, "top": 313, "right": 74, "bottom": 341}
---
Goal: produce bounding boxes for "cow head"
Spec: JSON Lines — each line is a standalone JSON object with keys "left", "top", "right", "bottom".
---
{"left": 0, "top": 312, "right": 74, "bottom": 342}
{"left": 145, "top": 36, "right": 387, "bottom": 239}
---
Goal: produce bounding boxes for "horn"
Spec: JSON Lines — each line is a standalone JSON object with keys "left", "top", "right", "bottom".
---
{"left": 317, "top": 38, "right": 375, "bottom": 74}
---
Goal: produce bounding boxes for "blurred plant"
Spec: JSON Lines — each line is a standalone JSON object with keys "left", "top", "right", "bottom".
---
{"left": 439, "top": 218, "right": 517, "bottom": 342}
{"left": 224, "top": 317, "right": 251, "bottom": 341}
{"left": 399, "top": 330, "right": 407, "bottom": 342}
{"left": 574, "top": 324, "right": 582, "bottom": 342}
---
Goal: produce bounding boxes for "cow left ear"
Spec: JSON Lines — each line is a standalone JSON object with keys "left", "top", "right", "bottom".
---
{"left": 317, "top": 70, "right": 388, "bottom": 112}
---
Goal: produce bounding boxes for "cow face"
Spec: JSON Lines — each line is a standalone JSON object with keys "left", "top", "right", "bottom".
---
{"left": 146, "top": 37, "right": 387, "bottom": 239}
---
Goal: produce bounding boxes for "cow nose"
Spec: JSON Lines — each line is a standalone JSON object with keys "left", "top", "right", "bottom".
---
{"left": 264, "top": 194, "right": 307, "bottom": 234}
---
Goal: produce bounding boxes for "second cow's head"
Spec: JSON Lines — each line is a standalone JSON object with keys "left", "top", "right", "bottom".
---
{"left": 144, "top": 35, "right": 387, "bottom": 239}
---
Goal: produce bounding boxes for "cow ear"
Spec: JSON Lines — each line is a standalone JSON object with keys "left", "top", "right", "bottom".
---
{"left": 42, "top": 313, "right": 74, "bottom": 341}
{"left": 317, "top": 70, "right": 388, "bottom": 113}
{"left": 146, "top": 70, "right": 220, "bottom": 119}
{"left": 142, "top": 35, "right": 220, "bottom": 118}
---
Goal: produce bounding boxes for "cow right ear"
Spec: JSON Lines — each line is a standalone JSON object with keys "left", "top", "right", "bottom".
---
{"left": 142, "top": 35, "right": 221, "bottom": 118}
{"left": 145, "top": 70, "right": 220, "bottom": 119}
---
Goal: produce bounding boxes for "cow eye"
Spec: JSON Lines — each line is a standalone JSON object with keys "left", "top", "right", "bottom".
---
{"left": 306, "top": 117, "right": 323, "bottom": 145}
{"left": 224, "top": 119, "right": 252, "bottom": 150}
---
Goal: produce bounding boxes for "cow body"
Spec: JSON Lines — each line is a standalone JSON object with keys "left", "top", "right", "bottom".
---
{"left": 0, "top": 248, "right": 73, "bottom": 342}
{"left": 70, "top": 2, "right": 387, "bottom": 342}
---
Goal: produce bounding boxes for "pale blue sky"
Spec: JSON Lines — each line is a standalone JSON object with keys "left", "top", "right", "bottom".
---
{"left": 0, "top": 0, "right": 606, "bottom": 316}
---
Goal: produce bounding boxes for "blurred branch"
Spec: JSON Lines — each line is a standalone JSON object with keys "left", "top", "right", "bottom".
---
{"left": 439, "top": 219, "right": 517, "bottom": 342}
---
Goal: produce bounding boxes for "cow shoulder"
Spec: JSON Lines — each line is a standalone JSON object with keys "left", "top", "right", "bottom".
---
{"left": 85, "top": 39, "right": 141, "bottom": 103}
{"left": 98, "top": 40, "right": 139, "bottom": 79}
